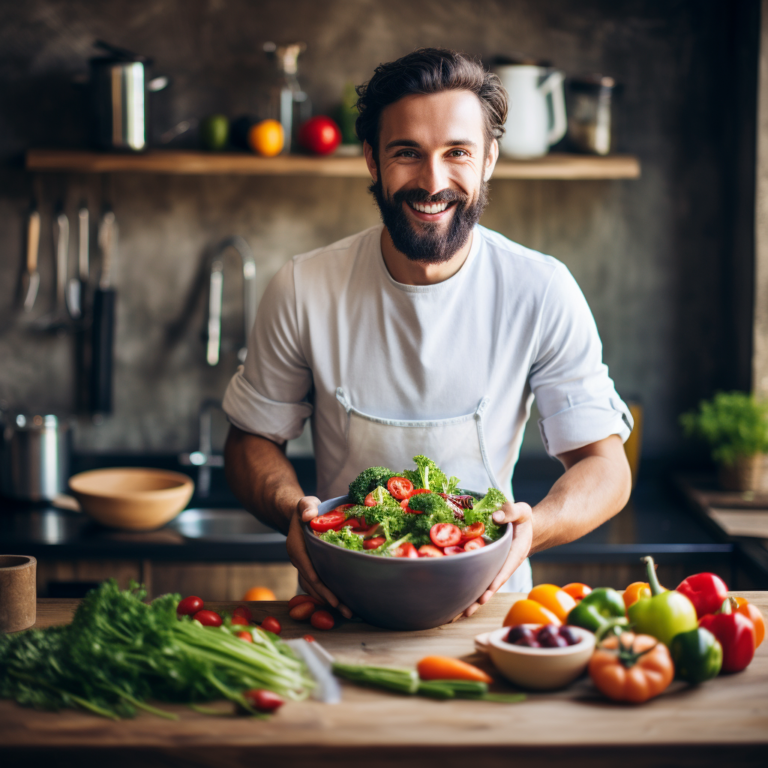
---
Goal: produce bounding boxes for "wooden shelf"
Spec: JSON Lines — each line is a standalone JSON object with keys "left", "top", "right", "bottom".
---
{"left": 26, "top": 149, "right": 641, "bottom": 180}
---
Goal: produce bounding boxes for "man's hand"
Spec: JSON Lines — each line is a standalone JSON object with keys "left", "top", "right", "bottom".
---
{"left": 461, "top": 500, "right": 533, "bottom": 618}
{"left": 286, "top": 496, "right": 352, "bottom": 618}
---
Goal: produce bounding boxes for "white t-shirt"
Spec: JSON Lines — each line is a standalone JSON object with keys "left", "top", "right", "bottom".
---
{"left": 223, "top": 224, "right": 632, "bottom": 500}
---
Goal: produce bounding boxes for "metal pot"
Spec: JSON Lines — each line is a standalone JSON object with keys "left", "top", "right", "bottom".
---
{"left": 89, "top": 40, "right": 169, "bottom": 152}
{"left": 0, "top": 413, "right": 73, "bottom": 502}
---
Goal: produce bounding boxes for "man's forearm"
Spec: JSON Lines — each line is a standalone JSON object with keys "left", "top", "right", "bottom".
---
{"left": 224, "top": 425, "right": 306, "bottom": 535}
{"left": 529, "top": 435, "right": 632, "bottom": 555}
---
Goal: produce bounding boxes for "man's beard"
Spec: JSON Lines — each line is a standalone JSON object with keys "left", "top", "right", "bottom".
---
{"left": 370, "top": 176, "right": 489, "bottom": 264}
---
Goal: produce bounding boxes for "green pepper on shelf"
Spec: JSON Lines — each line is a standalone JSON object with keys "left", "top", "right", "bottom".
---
{"left": 627, "top": 556, "right": 698, "bottom": 646}
{"left": 566, "top": 587, "right": 627, "bottom": 634}
{"left": 670, "top": 627, "right": 723, "bottom": 684}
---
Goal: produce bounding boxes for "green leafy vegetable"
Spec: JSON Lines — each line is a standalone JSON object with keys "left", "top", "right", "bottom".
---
{"left": 348, "top": 466, "right": 396, "bottom": 504}
{"left": 319, "top": 526, "right": 365, "bottom": 551}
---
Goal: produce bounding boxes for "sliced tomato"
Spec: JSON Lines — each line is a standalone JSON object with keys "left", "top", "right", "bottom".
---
{"left": 364, "top": 536, "right": 386, "bottom": 550}
{"left": 463, "top": 537, "right": 486, "bottom": 551}
{"left": 408, "top": 488, "right": 432, "bottom": 498}
{"left": 364, "top": 492, "right": 378, "bottom": 507}
{"left": 430, "top": 523, "right": 462, "bottom": 548}
{"left": 418, "top": 544, "right": 445, "bottom": 558}
{"left": 461, "top": 521, "right": 485, "bottom": 541}
{"left": 387, "top": 476, "right": 414, "bottom": 500}
{"left": 309, "top": 509, "right": 346, "bottom": 532}
{"left": 391, "top": 541, "right": 419, "bottom": 558}
{"left": 444, "top": 545, "right": 465, "bottom": 556}
{"left": 332, "top": 503, "right": 355, "bottom": 515}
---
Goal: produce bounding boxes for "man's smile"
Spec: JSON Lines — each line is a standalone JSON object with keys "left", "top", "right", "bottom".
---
{"left": 404, "top": 199, "right": 457, "bottom": 222}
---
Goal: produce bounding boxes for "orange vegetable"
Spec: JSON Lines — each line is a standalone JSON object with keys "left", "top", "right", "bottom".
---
{"left": 417, "top": 655, "right": 493, "bottom": 684}
{"left": 623, "top": 582, "right": 652, "bottom": 610}
{"left": 527, "top": 584, "right": 577, "bottom": 622}
{"left": 242, "top": 586, "right": 277, "bottom": 601}
{"left": 588, "top": 631, "right": 674, "bottom": 704}
{"left": 562, "top": 583, "right": 592, "bottom": 602}
{"left": 503, "top": 598, "right": 561, "bottom": 628}
{"left": 735, "top": 597, "right": 765, "bottom": 648}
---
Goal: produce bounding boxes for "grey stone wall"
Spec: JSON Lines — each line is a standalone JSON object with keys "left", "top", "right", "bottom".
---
{"left": 0, "top": 0, "right": 755, "bottom": 458}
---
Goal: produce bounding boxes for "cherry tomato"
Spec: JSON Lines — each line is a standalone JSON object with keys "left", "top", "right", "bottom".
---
{"left": 177, "top": 595, "right": 204, "bottom": 616}
{"left": 444, "top": 545, "right": 465, "bottom": 556}
{"left": 232, "top": 605, "right": 252, "bottom": 621}
{"left": 303, "top": 634, "right": 316, "bottom": 642}
{"left": 364, "top": 536, "right": 386, "bottom": 550}
{"left": 461, "top": 522, "right": 485, "bottom": 540}
{"left": 289, "top": 602, "right": 318, "bottom": 621}
{"left": 244, "top": 688, "right": 285, "bottom": 713}
{"left": 562, "top": 583, "right": 592, "bottom": 602}
{"left": 464, "top": 538, "right": 486, "bottom": 551}
{"left": 298, "top": 116, "right": 342, "bottom": 156}
{"left": 288, "top": 594, "right": 325, "bottom": 610}
{"left": 391, "top": 541, "right": 420, "bottom": 558}
{"left": 193, "top": 609, "right": 222, "bottom": 627}
{"left": 236, "top": 630, "right": 253, "bottom": 643}
{"left": 230, "top": 615, "right": 249, "bottom": 626}
{"left": 364, "top": 492, "right": 378, "bottom": 507}
{"left": 261, "top": 616, "right": 282, "bottom": 635}
{"left": 418, "top": 544, "right": 445, "bottom": 558}
{"left": 387, "top": 476, "right": 414, "bottom": 500}
{"left": 430, "top": 523, "right": 462, "bottom": 548}
{"left": 310, "top": 609, "right": 335, "bottom": 630}
{"left": 309, "top": 509, "right": 346, "bottom": 532}
{"left": 332, "top": 503, "right": 355, "bottom": 515}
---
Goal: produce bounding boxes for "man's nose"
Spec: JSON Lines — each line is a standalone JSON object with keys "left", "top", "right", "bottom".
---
{"left": 416, "top": 155, "right": 450, "bottom": 197}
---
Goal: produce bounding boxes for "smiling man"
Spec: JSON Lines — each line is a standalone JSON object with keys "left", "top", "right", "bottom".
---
{"left": 223, "top": 49, "right": 633, "bottom": 617}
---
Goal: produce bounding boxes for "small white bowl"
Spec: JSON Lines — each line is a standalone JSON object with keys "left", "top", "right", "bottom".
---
{"left": 475, "top": 624, "right": 596, "bottom": 690}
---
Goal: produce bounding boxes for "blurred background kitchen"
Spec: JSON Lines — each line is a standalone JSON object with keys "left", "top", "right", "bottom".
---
{"left": 2, "top": 0, "right": 767, "bottom": 600}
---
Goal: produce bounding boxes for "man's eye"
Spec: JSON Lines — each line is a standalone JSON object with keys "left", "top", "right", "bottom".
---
{"left": 449, "top": 149, "right": 468, "bottom": 157}
{"left": 397, "top": 150, "right": 418, "bottom": 158}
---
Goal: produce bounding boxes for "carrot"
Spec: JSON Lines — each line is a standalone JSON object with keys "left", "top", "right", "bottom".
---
{"left": 417, "top": 655, "right": 493, "bottom": 684}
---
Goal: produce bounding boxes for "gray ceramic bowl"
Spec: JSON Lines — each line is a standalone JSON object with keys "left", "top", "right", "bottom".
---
{"left": 302, "top": 494, "right": 513, "bottom": 631}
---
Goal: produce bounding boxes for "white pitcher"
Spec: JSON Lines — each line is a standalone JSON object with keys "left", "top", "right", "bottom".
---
{"left": 495, "top": 65, "right": 567, "bottom": 159}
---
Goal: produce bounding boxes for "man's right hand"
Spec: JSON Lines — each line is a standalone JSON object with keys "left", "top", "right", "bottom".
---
{"left": 286, "top": 496, "right": 352, "bottom": 618}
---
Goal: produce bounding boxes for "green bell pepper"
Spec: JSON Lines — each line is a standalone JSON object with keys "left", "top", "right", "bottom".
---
{"left": 566, "top": 587, "right": 627, "bottom": 634}
{"left": 627, "top": 556, "right": 698, "bottom": 646}
{"left": 670, "top": 627, "right": 723, "bottom": 684}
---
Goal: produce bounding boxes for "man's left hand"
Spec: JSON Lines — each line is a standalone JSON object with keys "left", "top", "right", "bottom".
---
{"left": 461, "top": 500, "right": 533, "bottom": 618}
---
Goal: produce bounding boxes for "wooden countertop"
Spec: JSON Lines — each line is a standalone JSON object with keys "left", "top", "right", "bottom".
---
{"left": 2, "top": 594, "right": 767, "bottom": 768}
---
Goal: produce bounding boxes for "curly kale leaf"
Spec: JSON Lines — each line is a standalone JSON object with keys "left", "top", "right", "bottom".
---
{"left": 319, "top": 526, "right": 365, "bottom": 551}
{"left": 465, "top": 488, "right": 508, "bottom": 521}
{"left": 364, "top": 501, "right": 408, "bottom": 540}
{"left": 348, "top": 466, "right": 396, "bottom": 504}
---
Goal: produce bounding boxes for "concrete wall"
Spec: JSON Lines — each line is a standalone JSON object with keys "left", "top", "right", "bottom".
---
{"left": 0, "top": 0, "right": 757, "bottom": 459}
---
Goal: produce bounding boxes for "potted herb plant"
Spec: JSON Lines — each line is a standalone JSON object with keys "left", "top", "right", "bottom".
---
{"left": 680, "top": 391, "right": 768, "bottom": 492}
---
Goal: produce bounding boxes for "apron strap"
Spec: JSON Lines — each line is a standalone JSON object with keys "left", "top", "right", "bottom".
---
{"left": 474, "top": 397, "right": 502, "bottom": 490}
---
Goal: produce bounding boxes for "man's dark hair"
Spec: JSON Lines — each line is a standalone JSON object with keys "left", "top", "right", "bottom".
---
{"left": 355, "top": 48, "right": 507, "bottom": 159}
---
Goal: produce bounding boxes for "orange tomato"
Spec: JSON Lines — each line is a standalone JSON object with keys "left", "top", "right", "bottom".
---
{"left": 735, "top": 597, "right": 765, "bottom": 648}
{"left": 527, "top": 584, "right": 577, "bottom": 622}
{"left": 562, "top": 582, "right": 592, "bottom": 602}
{"left": 503, "top": 598, "right": 561, "bottom": 628}
{"left": 588, "top": 632, "right": 674, "bottom": 703}
{"left": 248, "top": 119, "right": 284, "bottom": 157}
{"left": 417, "top": 656, "right": 493, "bottom": 684}
{"left": 241, "top": 586, "right": 277, "bottom": 602}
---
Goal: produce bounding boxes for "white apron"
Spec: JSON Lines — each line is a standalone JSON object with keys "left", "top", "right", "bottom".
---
{"left": 321, "top": 388, "right": 532, "bottom": 593}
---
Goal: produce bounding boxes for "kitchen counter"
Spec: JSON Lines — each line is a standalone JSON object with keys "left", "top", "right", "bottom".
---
{"left": 1, "top": 593, "right": 766, "bottom": 768}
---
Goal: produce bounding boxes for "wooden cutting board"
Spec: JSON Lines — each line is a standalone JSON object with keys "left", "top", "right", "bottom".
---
{"left": 707, "top": 508, "right": 768, "bottom": 538}
{"left": 1, "top": 594, "right": 767, "bottom": 768}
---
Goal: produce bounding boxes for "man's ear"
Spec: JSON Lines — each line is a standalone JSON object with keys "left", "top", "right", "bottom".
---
{"left": 484, "top": 138, "right": 499, "bottom": 182}
{"left": 363, "top": 140, "right": 378, "bottom": 183}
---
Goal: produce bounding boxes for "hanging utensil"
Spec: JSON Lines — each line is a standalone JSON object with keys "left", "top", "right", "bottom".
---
{"left": 66, "top": 203, "right": 89, "bottom": 320}
{"left": 31, "top": 211, "right": 71, "bottom": 331}
{"left": 21, "top": 206, "right": 41, "bottom": 312}
{"left": 90, "top": 209, "right": 117, "bottom": 417}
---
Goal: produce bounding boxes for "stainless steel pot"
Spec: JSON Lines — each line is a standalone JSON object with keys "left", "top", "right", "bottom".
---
{"left": 89, "top": 40, "right": 168, "bottom": 152}
{"left": 0, "top": 413, "right": 73, "bottom": 502}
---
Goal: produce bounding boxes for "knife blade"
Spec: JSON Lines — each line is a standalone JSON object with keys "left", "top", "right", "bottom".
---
{"left": 22, "top": 207, "right": 41, "bottom": 312}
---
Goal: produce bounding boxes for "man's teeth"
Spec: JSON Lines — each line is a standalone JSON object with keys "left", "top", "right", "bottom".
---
{"left": 411, "top": 201, "right": 449, "bottom": 214}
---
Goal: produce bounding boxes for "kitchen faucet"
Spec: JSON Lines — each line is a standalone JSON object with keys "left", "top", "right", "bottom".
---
{"left": 178, "top": 398, "right": 224, "bottom": 498}
{"left": 206, "top": 236, "right": 257, "bottom": 366}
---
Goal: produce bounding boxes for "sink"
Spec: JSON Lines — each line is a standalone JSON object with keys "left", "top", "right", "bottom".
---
{"left": 168, "top": 508, "right": 286, "bottom": 543}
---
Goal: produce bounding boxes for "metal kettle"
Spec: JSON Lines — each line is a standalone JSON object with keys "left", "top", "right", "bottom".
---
{"left": 89, "top": 40, "right": 169, "bottom": 152}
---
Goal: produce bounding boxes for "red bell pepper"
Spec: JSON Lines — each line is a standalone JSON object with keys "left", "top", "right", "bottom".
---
{"left": 699, "top": 597, "right": 756, "bottom": 673}
{"left": 676, "top": 572, "right": 729, "bottom": 619}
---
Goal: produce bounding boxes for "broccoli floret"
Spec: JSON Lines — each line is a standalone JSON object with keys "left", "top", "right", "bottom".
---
{"left": 402, "top": 493, "right": 457, "bottom": 546}
{"left": 348, "top": 466, "right": 396, "bottom": 504}
{"left": 319, "top": 526, "right": 365, "bottom": 551}
{"left": 465, "top": 487, "right": 508, "bottom": 523}
{"left": 364, "top": 501, "right": 408, "bottom": 539}
{"left": 405, "top": 492, "right": 451, "bottom": 516}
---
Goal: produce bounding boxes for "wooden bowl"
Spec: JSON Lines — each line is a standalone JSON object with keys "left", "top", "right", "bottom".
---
{"left": 69, "top": 468, "right": 194, "bottom": 531}
{"left": 0, "top": 555, "right": 37, "bottom": 633}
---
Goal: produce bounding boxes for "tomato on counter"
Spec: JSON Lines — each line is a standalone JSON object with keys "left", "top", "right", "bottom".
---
{"left": 298, "top": 116, "right": 341, "bottom": 155}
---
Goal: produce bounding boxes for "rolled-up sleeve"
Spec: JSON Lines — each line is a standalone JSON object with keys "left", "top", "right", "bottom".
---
{"left": 222, "top": 260, "right": 312, "bottom": 443}
{"left": 530, "top": 265, "right": 632, "bottom": 457}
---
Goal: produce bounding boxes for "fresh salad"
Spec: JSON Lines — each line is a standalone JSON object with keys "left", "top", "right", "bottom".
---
{"left": 309, "top": 455, "right": 508, "bottom": 558}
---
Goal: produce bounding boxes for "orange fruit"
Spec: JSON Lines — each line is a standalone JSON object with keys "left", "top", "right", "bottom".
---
{"left": 242, "top": 586, "right": 277, "bottom": 601}
{"left": 248, "top": 119, "right": 284, "bottom": 157}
